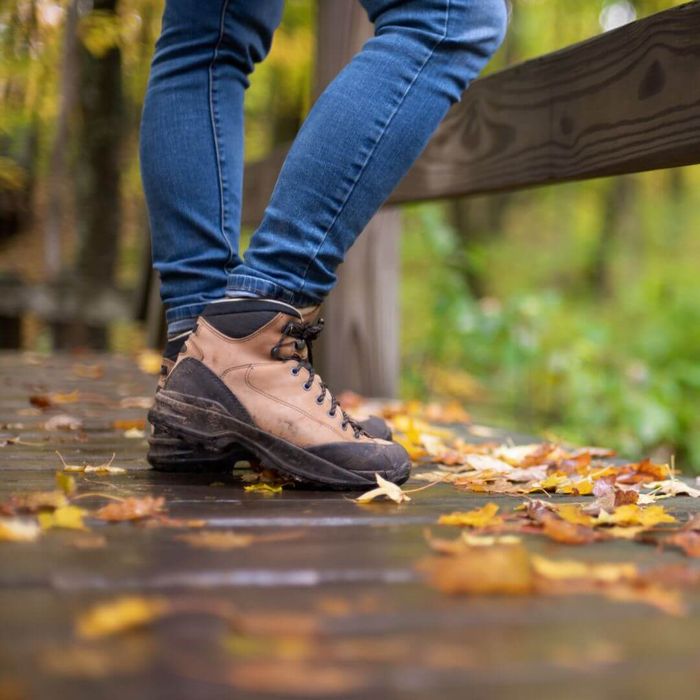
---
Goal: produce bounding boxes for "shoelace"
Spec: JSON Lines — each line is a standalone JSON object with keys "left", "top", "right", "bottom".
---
{"left": 270, "top": 319, "right": 366, "bottom": 439}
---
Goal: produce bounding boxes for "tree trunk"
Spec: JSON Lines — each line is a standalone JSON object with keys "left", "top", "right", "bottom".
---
{"left": 56, "top": 0, "right": 124, "bottom": 349}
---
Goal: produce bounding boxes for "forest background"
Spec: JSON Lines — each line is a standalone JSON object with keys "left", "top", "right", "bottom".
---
{"left": 2, "top": 0, "right": 700, "bottom": 470}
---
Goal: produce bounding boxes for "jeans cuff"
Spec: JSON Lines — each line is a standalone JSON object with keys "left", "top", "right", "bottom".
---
{"left": 226, "top": 274, "right": 320, "bottom": 309}
{"left": 165, "top": 301, "right": 210, "bottom": 327}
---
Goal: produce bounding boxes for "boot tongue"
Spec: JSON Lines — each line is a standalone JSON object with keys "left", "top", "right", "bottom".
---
{"left": 201, "top": 298, "right": 301, "bottom": 339}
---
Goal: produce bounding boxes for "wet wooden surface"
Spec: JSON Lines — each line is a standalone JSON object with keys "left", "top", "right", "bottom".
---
{"left": 1, "top": 352, "right": 700, "bottom": 700}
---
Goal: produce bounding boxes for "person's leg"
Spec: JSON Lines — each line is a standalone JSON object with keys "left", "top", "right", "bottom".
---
{"left": 140, "top": 0, "right": 284, "bottom": 336}
{"left": 227, "top": 0, "right": 508, "bottom": 306}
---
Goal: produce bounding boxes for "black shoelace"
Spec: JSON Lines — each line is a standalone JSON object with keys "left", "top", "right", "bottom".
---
{"left": 270, "top": 319, "right": 365, "bottom": 439}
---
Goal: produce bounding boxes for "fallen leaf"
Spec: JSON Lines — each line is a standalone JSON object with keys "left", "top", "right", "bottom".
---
{"left": 58, "top": 452, "right": 126, "bottom": 475}
{"left": 112, "top": 419, "right": 146, "bottom": 431}
{"left": 355, "top": 474, "right": 410, "bottom": 504}
{"left": 76, "top": 597, "right": 170, "bottom": 639}
{"left": 243, "top": 483, "right": 284, "bottom": 496}
{"left": 540, "top": 516, "right": 598, "bottom": 545}
{"left": 38, "top": 505, "right": 87, "bottom": 531}
{"left": 595, "top": 504, "right": 676, "bottom": 528}
{"left": 437, "top": 503, "right": 503, "bottom": 528}
{"left": 137, "top": 350, "right": 162, "bottom": 375}
{"left": 5, "top": 491, "right": 68, "bottom": 513}
{"left": 177, "top": 530, "right": 304, "bottom": 550}
{"left": 56, "top": 471, "right": 76, "bottom": 495}
{"left": 421, "top": 543, "right": 534, "bottom": 595}
{"left": 44, "top": 414, "right": 83, "bottom": 431}
{"left": 531, "top": 556, "right": 637, "bottom": 583}
{"left": 553, "top": 504, "right": 595, "bottom": 527}
{"left": 95, "top": 497, "right": 165, "bottom": 522}
{"left": 0, "top": 518, "right": 41, "bottom": 542}
{"left": 665, "top": 531, "right": 700, "bottom": 558}
{"left": 123, "top": 428, "right": 145, "bottom": 439}
{"left": 644, "top": 480, "right": 700, "bottom": 498}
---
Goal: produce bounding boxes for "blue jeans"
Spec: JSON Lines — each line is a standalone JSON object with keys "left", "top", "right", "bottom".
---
{"left": 140, "top": 0, "right": 507, "bottom": 334}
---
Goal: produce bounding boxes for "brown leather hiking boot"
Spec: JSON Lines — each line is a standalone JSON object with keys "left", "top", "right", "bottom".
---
{"left": 147, "top": 326, "right": 393, "bottom": 473}
{"left": 148, "top": 299, "right": 410, "bottom": 488}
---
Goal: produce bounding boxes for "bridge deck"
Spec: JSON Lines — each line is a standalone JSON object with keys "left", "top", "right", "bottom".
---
{"left": 1, "top": 352, "right": 698, "bottom": 699}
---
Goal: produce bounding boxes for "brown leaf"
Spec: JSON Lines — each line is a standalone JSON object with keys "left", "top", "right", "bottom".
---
{"left": 540, "top": 514, "right": 599, "bottom": 545}
{"left": 4, "top": 491, "right": 68, "bottom": 514}
{"left": 95, "top": 497, "right": 165, "bottom": 522}
{"left": 666, "top": 531, "right": 700, "bottom": 558}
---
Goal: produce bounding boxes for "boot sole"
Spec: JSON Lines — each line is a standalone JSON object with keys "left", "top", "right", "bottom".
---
{"left": 147, "top": 430, "right": 252, "bottom": 473}
{"left": 148, "top": 389, "right": 410, "bottom": 490}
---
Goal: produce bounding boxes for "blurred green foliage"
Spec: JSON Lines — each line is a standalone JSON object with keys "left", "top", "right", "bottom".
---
{"left": 2, "top": 0, "right": 699, "bottom": 469}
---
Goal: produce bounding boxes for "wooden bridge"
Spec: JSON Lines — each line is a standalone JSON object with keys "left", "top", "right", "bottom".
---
{"left": 2, "top": 5, "right": 700, "bottom": 696}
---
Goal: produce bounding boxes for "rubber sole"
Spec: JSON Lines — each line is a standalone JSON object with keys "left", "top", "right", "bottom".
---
{"left": 147, "top": 428, "right": 252, "bottom": 472}
{"left": 148, "top": 389, "right": 410, "bottom": 490}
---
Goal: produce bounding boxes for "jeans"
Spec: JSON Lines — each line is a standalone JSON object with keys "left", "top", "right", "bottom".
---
{"left": 140, "top": 0, "right": 507, "bottom": 335}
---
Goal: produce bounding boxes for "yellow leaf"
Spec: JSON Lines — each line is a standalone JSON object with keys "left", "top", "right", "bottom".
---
{"left": 355, "top": 474, "right": 410, "bottom": 504}
{"left": 558, "top": 479, "right": 594, "bottom": 496}
{"left": 137, "top": 350, "right": 163, "bottom": 375}
{"left": 438, "top": 503, "right": 503, "bottom": 528}
{"left": 596, "top": 504, "right": 676, "bottom": 528}
{"left": 56, "top": 471, "right": 76, "bottom": 496}
{"left": 38, "top": 505, "right": 87, "bottom": 531}
{"left": 528, "top": 474, "right": 569, "bottom": 492}
{"left": 0, "top": 518, "right": 41, "bottom": 542}
{"left": 422, "top": 543, "right": 534, "bottom": 595}
{"left": 244, "top": 483, "right": 283, "bottom": 496}
{"left": 532, "top": 555, "right": 637, "bottom": 583}
{"left": 553, "top": 504, "right": 594, "bottom": 527}
{"left": 76, "top": 597, "right": 170, "bottom": 639}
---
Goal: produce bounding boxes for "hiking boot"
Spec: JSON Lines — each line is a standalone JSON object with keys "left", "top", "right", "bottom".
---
{"left": 147, "top": 327, "right": 393, "bottom": 473}
{"left": 148, "top": 299, "right": 410, "bottom": 488}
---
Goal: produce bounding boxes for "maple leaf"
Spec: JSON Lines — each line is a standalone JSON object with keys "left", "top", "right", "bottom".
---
{"left": 38, "top": 505, "right": 87, "bottom": 531}
{"left": 644, "top": 480, "right": 700, "bottom": 499}
{"left": 437, "top": 503, "right": 503, "bottom": 528}
{"left": 0, "top": 518, "right": 41, "bottom": 542}
{"left": 95, "top": 497, "right": 165, "bottom": 522}
{"left": 355, "top": 474, "right": 411, "bottom": 504}
{"left": 76, "top": 597, "right": 170, "bottom": 639}
{"left": 595, "top": 504, "right": 676, "bottom": 528}
{"left": 553, "top": 504, "right": 595, "bottom": 527}
{"left": 421, "top": 542, "right": 534, "bottom": 595}
{"left": 539, "top": 516, "right": 598, "bottom": 545}
{"left": 531, "top": 556, "right": 637, "bottom": 583}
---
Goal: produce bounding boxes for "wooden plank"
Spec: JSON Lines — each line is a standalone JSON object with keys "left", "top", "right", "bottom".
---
{"left": 241, "top": 1, "right": 700, "bottom": 223}
{"left": 311, "top": 0, "right": 401, "bottom": 396}
{"left": 2, "top": 353, "right": 700, "bottom": 699}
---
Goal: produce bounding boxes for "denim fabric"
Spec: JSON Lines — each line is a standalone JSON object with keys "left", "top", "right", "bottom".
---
{"left": 140, "top": 0, "right": 507, "bottom": 333}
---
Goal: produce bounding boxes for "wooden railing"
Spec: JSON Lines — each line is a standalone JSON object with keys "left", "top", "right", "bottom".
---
{"left": 238, "top": 0, "right": 700, "bottom": 396}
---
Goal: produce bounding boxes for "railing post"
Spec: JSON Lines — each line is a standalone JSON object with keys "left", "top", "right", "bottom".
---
{"left": 313, "top": 0, "right": 401, "bottom": 398}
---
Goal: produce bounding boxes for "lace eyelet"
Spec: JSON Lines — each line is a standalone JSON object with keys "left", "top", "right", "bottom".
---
{"left": 303, "top": 382, "right": 312, "bottom": 391}
{"left": 291, "top": 367, "right": 300, "bottom": 376}
{"left": 328, "top": 409, "right": 336, "bottom": 418}
{"left": 316, "top": 395, "right": 324, "bottom": 405}
{"left": 341, "top": 423, "right": 348, "bottom": 431}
